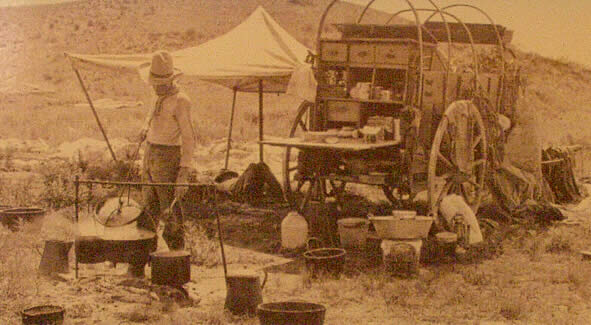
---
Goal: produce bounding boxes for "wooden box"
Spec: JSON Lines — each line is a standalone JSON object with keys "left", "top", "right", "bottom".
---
{"left": 375, "top": 43, "right": 410, "bottom": 66}
{"left": 321, "top": 41, "right": 348, "bottom": 62}
{"left": 350, "top": 43, "right": 374, "bottom": 64}
{"left": 326, "top": 100, "right": 361, "bottom": 123}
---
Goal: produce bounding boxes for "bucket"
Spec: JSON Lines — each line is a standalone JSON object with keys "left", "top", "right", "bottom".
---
{"left": 435, "top": 232, "right": 458, "bottom": 259}
{"left": 21, "top": 305, "right": 64, "bottom": 325}
{"left": 337, "top": 218, "right": 369, "bottom": 249}
{"left": 39, "top": 240, "right": 73, "bottom": 275}
{"left": 150, "top": 250, "right": 191, "bottom": 287}
{"left": 257, "top": 301, "right": 326, "bottom": 325}
{"left": 224, "top": 270, "right": 267, "bottom": 316}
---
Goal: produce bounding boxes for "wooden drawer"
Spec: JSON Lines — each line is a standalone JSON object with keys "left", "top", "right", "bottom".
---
{"left": 375, "top": 44, "right": 410, "bottom": 65}
{"left": 320, "top": 41, "right": 348, "bottom": 62}
{"left": 349, "top": 43, "right": 374, "bottom": 64}
{"left": 326, "top": 100, "right": 361, "bottom": 122}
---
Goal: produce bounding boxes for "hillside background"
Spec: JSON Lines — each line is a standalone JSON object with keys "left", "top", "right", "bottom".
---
{"left": 0, "top": 0, "right": 590, "bottom": 148}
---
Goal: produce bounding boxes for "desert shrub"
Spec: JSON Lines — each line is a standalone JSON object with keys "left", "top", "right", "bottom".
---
{"left": 545, "top": 229, "right": 574, "bottom": 253}
{"left": 0, "top": 224, "right": 44, "bottom": 324}
{"left": 0, "top": 174, "right": 40, "bottom": 207}
{"left": 184, "top": 221, "right": 220, "bottom": 267}
{"left": 38, "top": 160, "right": 81, "bottom": 209}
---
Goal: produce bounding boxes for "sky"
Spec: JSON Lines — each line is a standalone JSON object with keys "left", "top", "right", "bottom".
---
{"left": 343, "top": 0, "right": 591, "bottom": 68}
{"left": 0, "top": 0, "right": 588, "bottom": 67}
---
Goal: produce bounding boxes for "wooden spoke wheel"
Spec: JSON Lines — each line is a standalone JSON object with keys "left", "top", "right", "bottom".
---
{"left": 428, "top": 100, "right": 487, "bottom": 220}
{"left": 282, "top": 101, "right": 346, "bottom": 213}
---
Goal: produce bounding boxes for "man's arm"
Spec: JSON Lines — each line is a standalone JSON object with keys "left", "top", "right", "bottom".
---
{"left": 175, "top": 94, "right": 196, "bottom": 168}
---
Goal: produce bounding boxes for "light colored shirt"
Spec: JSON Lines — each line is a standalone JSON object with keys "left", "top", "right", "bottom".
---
{"left": 145, "top": 91, "right": 196, "bottom": 168}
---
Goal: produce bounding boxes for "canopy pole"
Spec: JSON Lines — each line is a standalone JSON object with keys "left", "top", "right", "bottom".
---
{"left": 72, "top": 68, "right": 118, "bottom": 163}
{"left": 258, "top": 79, "right": 264, "bottom": 163}
{"left": 224, "top": 88, "right": 238, "bottom": 170}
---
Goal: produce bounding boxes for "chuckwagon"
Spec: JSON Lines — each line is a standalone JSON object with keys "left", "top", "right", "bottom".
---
{"left": 261, "top": 0, "right": 523, "bottom": 238}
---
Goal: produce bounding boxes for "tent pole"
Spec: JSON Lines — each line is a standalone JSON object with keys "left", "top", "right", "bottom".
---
{"left": 72, "top": 68, "right": 118, "bottom": 163}
{"left": 224, "top": 88, "right": 238, "bottom": 170}
{"left": 258, "top": 79, "right": 264, "bottom": 163}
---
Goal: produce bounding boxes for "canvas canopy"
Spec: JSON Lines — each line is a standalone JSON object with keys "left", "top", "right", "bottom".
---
{"left": 65, "top": 6, "right": 313, "bottom": 94}
{"left": 66, "top": 6, "right": 316, "bottom": 164}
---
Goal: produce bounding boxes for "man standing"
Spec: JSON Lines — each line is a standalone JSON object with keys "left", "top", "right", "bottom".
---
{"left": 128, "top": 50, "right": 196, "bottom": 277}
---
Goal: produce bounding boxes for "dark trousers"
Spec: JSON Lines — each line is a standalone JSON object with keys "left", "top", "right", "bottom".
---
{"left": 136, "top": 143, "right": 185, "bottom": 250}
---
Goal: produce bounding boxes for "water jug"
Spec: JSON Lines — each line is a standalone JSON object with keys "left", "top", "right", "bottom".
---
{"left": 281, "top": 211, "right": 308, "bottom": 249}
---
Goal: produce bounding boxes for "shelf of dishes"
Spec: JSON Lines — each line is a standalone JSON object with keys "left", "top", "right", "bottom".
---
{"left": 303, "top": 117, "right": 401, "bottom": 144}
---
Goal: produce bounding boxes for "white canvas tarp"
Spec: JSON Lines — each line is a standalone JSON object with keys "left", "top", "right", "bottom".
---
{"left": 66, "top": 6, "right": 314, "bottom": 95}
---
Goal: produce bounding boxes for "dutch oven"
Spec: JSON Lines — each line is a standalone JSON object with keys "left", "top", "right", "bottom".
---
{"left": 21, "top": 305, "right": 64, "bottom": 325}
{"left": 257, "top": 301, "right": 326, "bottom": 325}
{"left": 150, "top": 250, "right": 191, "bottom": 287}
{"left": 75, "top": 236, "right": 106, "bottom": 264}
{"left": 102, "top": 227, "right": 157, "bottom": 265}
{"left": 0, "top": 207, "right": 46, "bottom": 231}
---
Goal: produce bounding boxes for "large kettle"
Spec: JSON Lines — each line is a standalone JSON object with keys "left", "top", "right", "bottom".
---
{"left": 224, "top": 270, "right": 268, "bottom": 316}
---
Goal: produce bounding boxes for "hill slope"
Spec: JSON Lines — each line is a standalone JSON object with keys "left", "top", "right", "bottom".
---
{"left": 0, "top": 0, "right": 589, "bottom": 148}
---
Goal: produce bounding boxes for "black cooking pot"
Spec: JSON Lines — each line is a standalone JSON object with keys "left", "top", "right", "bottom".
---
{"left": 21, "top": 305, "right": 64, "bottom": 325}
{"left": 150, "top": 250, "right": 191, "bottom": 287}
{"left": 0, "top": 207, "right": 46, "bottom": 231}
{"left": 75, "top": 236, "right": 106, "bottom": 264}
{"left": 303, "top": 238, "right": 346, "bottom": 279}
{"left": 257, "top": 301, "right": 326, "bottom": 325}
{"left": 103, "top": 233, "right": 157, "bottom": 265}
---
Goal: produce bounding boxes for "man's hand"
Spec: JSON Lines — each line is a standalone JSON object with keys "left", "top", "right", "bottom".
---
{"left": 174, "top": 167, "right": 192, "bottom": 201}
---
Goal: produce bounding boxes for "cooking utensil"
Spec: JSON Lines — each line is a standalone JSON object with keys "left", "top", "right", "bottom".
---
{"left": 102, "top": 228, "right": 157, "bottom": 265}
{"left": 0, "top": 207, "right": 46, "bottom": 231}
{"left": 21, "top": 305, "right": 65, "bottom": 325}
{"left": 93, "top": 197, "right": 142, "bottom": 227}
{"left": 257, "top": 301, "right": 326, "bottom": 325}
{"left": 303, "top": 237, "right": 346, "bottom": 279}
{"left": 75, "top": 235, "right": 106, "bottom": 264}
{"left": 224, "top": 270, "right": 268, "bottom": 316}
{"left": 38, "top": 240, "right": 73, "bottom": 275}
{"left": 150, "top": 250, "right": 191, "bottom": 287}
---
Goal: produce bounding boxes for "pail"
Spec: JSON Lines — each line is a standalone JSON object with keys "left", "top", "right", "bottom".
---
{"left": 39, "top": 240, "right": 73, "bottom": 275}
{"left": 150, "top": 250, "right": 191, "bottom": 287}
{"left": 435, "top": 232, "right": 458, "bottom": 259}
{"left": 337, "top": 218, "right": 369, "bottom": 249}
{"left": 224, "top": 270, "right": 267, "bottom": 316}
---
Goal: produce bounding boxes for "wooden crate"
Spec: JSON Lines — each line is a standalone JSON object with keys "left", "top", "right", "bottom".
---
{"left": 326, "top": 100, "right": 361, "bottom": 123}
{"left": 320, "top": 41, "right": 348, "bottom": 62}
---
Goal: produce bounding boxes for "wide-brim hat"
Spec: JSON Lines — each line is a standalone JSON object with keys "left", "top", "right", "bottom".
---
{"left": 149, "top": 50, "right": 183, "bottom": 85}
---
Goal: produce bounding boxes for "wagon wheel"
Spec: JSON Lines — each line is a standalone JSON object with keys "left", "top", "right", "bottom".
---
{"left": 428, "top": 100, "right": 487, "bottom": 224}
{"left": 282, "top": 101, "right": 346, "bottom": 213}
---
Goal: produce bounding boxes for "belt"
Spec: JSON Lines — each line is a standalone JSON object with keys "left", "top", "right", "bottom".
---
{"left": 147, "top": 142, "right": 181, "bottom": 149}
